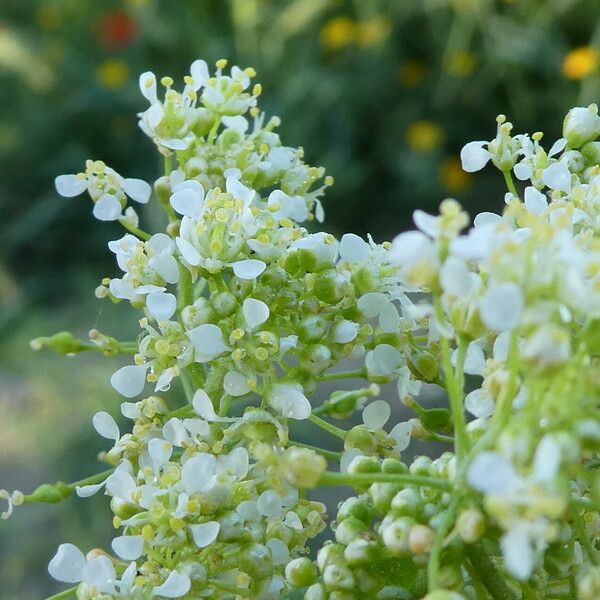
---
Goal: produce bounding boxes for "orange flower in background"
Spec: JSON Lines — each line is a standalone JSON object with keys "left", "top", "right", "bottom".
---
{"left": 562, "top": 47, "right": 599, "bottom": 80}
{"left": 99, "top": 10, "right": 138, "bottom": 49}
{"left": 440, "top": 156, "right": 471, "bottom": 192}
{"left": 96, "top": 59, "right": 130, "bottom": 89}
{"left": 398, "top": 61, "right": 426, "bottom": 88}
{"left": 320, "top": 16, "right": 356, "bottom": 51}
{"left": 406, "top": 120, "right": 444, "bottom": 153}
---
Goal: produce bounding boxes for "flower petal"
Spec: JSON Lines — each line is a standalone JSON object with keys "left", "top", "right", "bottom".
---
{"left": 110, "top": 364, "right": 148, "bottom": 398}
{"left": 92, "top": 411, "right": 120, "bottom": 441}
{"left": 190, "top": 521, "right": 220, "bottom": 548}
{"left": 55, "top": 174, "right": 87, "bottom": 197}
{"left": 121, "top": 178, "right": 151, "bottom": 204}
{"left": 111, "top": 535, "right": 144, "bottom": 561}
{"left": 231, "top": 259, "right": 266, "bottom": 280}
{"left": 146, "top": 291, "right": 177, "bottom": 322}
{"left": 48, "top": 543, "right": 86, "bottom": 583}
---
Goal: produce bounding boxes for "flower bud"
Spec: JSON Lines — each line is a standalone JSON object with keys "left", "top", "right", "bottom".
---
{"left": 337, "top": 497, "right": 372, "bottom": 524}
{"left": 578, "top": 567, "right": 600, "bottom": 600}
{"left": 382, "top": 517, "right": 415, "bottom": 556}
{"left": 412, "top": 351, "right": 438, "bottom": 382}
{"left": 30, "top": 331, "right": 89, "bottom": 355}
{"left": 345, "top": 426, "right": 378, "bottom": 454}
{"left": 285, "top": 557, "right": 318, "bottom": 587}
{"left": 297, "top": 316, "right": 327, "bottom": 343}
{"left": 409, "top": 455, "right": 432, "bottom": 476}
{"left": 381, "top": 458, "right": 407, "bottom": 474}
{"left": 299, "top": 344, "right": 332, "bottom": 374}
{"left": 28, "top": 482, "right": 72, "bottom": 504}
{"left": 456, "top": 508, "right": 485, "bottom": 543}
{"left": 422, "top": 592, "right": 466, "bottom": 600}
{"left": 212, "top": 291, "right": 238, "bottom": 317}
{"left": 282, "top": 447, "right": 327, "bottom": 488}
{"left": 376, "top": 586, "right": 412, "bottom": 600}
{"left": 408, "top": 524, "right": 435, "bottom": 555}
{"left": 335, "top": 517, "right": 367, "bottom": 545}
{"left": 344, "top": 539, "right": 380, "bottom": 566}
{"left": 317, "top": 543, "right": 345, "bottom": 571}
{"left": 368, "top": 482, "right": 399, "bottom": 514}
{"left": 348, "top": 455, "right": 380, "bottom": 476}
{"left": 238, "top": 543, "right": 272, "bottom": 579}
{"left": 314, "top": 270, "right": 350, "bottom": 305}
{"left": 304, "top": 583, "right": 327, "bottom": 600}
{"left": 563, "top": 105, "right": 600, "bottom": 148}
{"left": 391, "top": 488, "right": 421, "bottom": 517}
{"left": 323, "top": 563, "right": 355, "bottom": 591}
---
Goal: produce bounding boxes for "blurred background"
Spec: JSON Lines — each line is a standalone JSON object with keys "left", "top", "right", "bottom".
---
{"left": 1, "top": 0, "right": 600, "bottom": 596}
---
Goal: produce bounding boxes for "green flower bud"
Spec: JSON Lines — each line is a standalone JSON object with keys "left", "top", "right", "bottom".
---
{"left": 376, "top": 586, "right": 412, "bottom": 600}
{"left": 344, "top": 539, "right": 380, "bottom": 566}
{"left": 329, "top": 591, "right": 357, "bottom": 600}
{"left": 348, "top": 455, "right": 381, "bottom": 475}
{"left": 239, "top": 543, "right": 272, "bottom": 579}
{"left": 212, "top": 291, "right": 238, "bottom": 317}
{"left": 304, "top": 584, "right": 327, "bottom": 600}
{"left": 421, "top": 408, "right": 451, "bottom": 432}
{"left": 153, "top": 175, "right": 171, "bottom": 205}
{"left": 181, "top": 298, "right": 216, "bottom": 328}
{"left": 335, "top": 516, "right": 367, "bottom": 545}
{"left": 282, "top": 447, "right": 327, "bottom": 488}
{"left": 408, "top": 524, "right": 435, "bottom": 555}
{"left": 421, "top": 592, "right": 466, "bottom": 600}
{"left": 391, "top": 488, "right": 421, "bottom": 517}
{"left": 456, "top": 509, "right": 485, "bottom": 543}
{"left": 337, "top": 497, "right": 372, "bottom": 524}
{"left": 285, "top": 557, "right": 318, "bottom": 587}
{"left": 317, "top": 543, "right": 345, "bottom": 571}
{"left": 27, "top": 481, "right": 72, "bottom": 504}
{"left": 409, "top": 455, "right": 432, "bottom": 476}
{"left": 582, "top": 141, "right": 600, "bottom": 165}
{"left": 563, "top": 105, "right": 600, "bottom": 148}
{"left": 368, "top": 482, "right": 400, "bottom": 514}
{"left": 323, "top": 563, "right": 355, "bottom": 591}
{"left": 345, "top": 426, "right": 378, "bottom": 454}
{"left": 30, "top": 331, "right": 89, "bottom": 355}
{"left": 412, "top": 351, "right": 439, "bottom": 382}
{"left": 382, "top": 517, "right": 415, "bottom": 556}
{"left": 381, "top": 458, "right": 408, "bottom": 474}
{"left": 578, "top": 566, "right": 600, "bottom": 600}
{"left": 314, "top": 270, "right": 350, "bottom": 305}
{"left": 438, "top": 564, "right": 463, "bottom": 590}
{"left": 110, "top": 497, "right": 141, "bottom": 519}
{"left": 299, "top": 344, "right": 332, "bottom": 375}
{"left": 298, "top": 316, "right": 327, "bottom": 343}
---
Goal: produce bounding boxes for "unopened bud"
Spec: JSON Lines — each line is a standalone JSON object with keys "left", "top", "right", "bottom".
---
{"left": 456, "top": 508, "right": 485, "bottom": 543}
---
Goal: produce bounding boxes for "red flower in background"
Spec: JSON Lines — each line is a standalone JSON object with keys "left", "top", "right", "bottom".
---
{"left": 99, "top": 10, "right": 138, "bottom": 49}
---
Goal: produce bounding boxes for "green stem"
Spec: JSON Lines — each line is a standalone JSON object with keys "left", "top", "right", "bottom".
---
{"left": 572, "top": 509, "right": 599, "bottom": 565}
{"left": 502, "top": 170, "right": 518, "bottom": 196}
{"left": 426, "top": 432, "right": 455, "bottom": 444}
{"left": 164, "top": 154, "right": 173, "bottom": 176}
{"left": 319, "top": 471, "right": 451, "bottom": 492}
{"left": 177, "top": 264, "right": 193, "bottom": 311}
{"left": 465, "top": 543, "right": 518, "bottom": 600}
{"left": 291, "top": 442, "right": 342, "bottom": 461}
{"left": 209, "top": 578, "right": 250, "bottom": 597}
{"left": 308, "top": 414, "right": 347, "bottom": 440}
{"left": 427, "top": 494, "right": 461, "bottom": 590}
{"left": 316, "top": 368, "right": 367, "bottom": 382}
{"left": 433, "top": 296, "right": 469, "bottom": 460}
{"left": 117, "top": 217, "right": 151, "bottom": 241}
{"left": 44, "top": 585, "right": 79, "bottom": 600}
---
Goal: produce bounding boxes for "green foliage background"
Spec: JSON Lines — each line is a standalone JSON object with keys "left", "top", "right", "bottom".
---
{"left": 0, "top": 0, "right": 599, "bottom": 596}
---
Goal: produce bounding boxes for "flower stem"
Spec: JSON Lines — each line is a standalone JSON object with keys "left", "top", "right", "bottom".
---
{"left": 319, "top": 471, "right": 451, "bottom": 491}
{"left": 317, "top": 368, "right": 367, "bottom": 382}
{"left": 44, "top": 585, "right": 78, "bottom": 600}
{"left": 291, "top": 441, "right": 342, "bottom": 461}
{"left": 465, "top": 542, "right": 518, "bottom": 600}
{"left": 427, "top": 494, "right": 461, "bottom": 589}
{"left": 308, "top": 414, "right": 347, "bottom": 439}
{"left": 502, "top": 169, "right": 517, "bottom": 196}
{"left": 433, "top": 296, "right": 469, "bottom": 460}
{"left": 117, "top": 217, "right": 151, "bottom": 241}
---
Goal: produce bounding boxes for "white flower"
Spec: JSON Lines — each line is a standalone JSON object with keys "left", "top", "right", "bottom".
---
{"left": 181, "top": 453, "right": 216, "bottom": 494}
{"left": 223, "top": 370, "right": 252, "bottom": 396}
{"left": 242, "top": 298, "right": 270, "bottom": 329}
{"left": 111, "top": 535, "right": 144, "bottom": 561}
{"left": 541, "top": 161, "right": 571, "bottom": 193}
{"left": 440, "top": 256, "right": 475, "bottom": 296}
{"left": 187, "top": 323, "right": 230, "bottom": 362}
{"left": 267, "top": 383, "right": 312, "bottom": 420}
{"left": 92, "top": 411, "right": 120, "bottom": 442}
{"left": 339, "top": 233, "right": 370, "bottom": 263}
{"left": 479, "top": 282, "right": 523, "bottom": 331}
{"left": 362, "top": 400, "right": 391, "bottom": 430}
{"left": 0, "top": 489, "right": 23, "bottom": 520}
{"left": 110, "top": 364, "right": 148, "bottom": 398}
{"left": 146, "top": 291, "right": 177, "bottom": 322}
{"left": 523, "top": 186, "right": 548, "bottom": 215}
{"left": 189, "top": 521, "right": 220, "bottom": 548}
{"left": 365, "top": 344, "right": 402, "bottom": 378}
{"left": 170, "top": 180, "right": 205, "bottom": 218}
{"left": 231, "top": 259, "right": 266, "bottom": 280}
{"left": 460, "top": 141, "right": 492, "bottom": 172}
{"left": 152, "top": 571, "right": 191, "bottom": 598}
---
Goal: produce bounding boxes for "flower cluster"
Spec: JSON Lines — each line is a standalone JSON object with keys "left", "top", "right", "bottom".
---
{"left": 5, "top": 59, "right": 600, "bottom": 600}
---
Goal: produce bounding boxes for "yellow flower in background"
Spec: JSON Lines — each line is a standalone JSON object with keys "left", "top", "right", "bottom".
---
{"left": 36, "top": 5, "right": 62, "bottom": 31}
{"left": 398, "top": 61, "right": 426, "bottom": 88}
{"left": 562, "top": 47, "right": 599, "bottom": 80}
{"left": 406, "top": 120, "right": 444, "bottom": 153}
{"left": 440, "top": 156, "right": 471, "bottom": 192}
{"left": 356, "top": 16, "right": 392, "bottom": 48}
{"left": 320, "top": 16, "right": 356, "bottom": 51}
{"left": 96, "top": 59, "right": 131, "bottom": 89}
{"left": 445, "top": 51, "right": 477, "bottom": 77}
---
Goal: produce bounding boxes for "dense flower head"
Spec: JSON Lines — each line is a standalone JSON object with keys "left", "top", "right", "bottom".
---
{"left": 7, "top": 58, "right": 600, "bottom": 599}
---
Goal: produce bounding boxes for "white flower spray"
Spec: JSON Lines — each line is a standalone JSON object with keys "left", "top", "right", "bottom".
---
{"left": 4, "top": 61, "right": 600, "bottom": 600}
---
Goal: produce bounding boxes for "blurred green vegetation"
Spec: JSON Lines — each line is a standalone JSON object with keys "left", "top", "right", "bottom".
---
{"left": 1, "top": 0, "right": 600, "bottom": 596}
